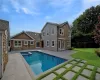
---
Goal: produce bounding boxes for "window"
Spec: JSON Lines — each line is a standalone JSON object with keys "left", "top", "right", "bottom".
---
{"left": 30, "top": 41, "right": 34, "bottom": 45}
{"left": 47, "top": 30, "right": 49, "bottom": 35}
{"left": 36, "top": 42, "right": 40, "bottom": 47}
{"left": 52, "top": 41, "right": 55, "bottom": 47}
{"left": 51, "top": 28, "right": 54, "bottom": 34}
{"left": 43, "top": 32, "right": 45, "bottom": 36}
{"left": 24, "top": 41, "right": 28, "bottom": 45}
{"left": 14, "top": 41, "right": 22, "bottom": 47}
{"left": 59, "top": 28, "right": 64, "bottom": 35}
{"left": 46, "top": 40, "right": 49, "bottom": 47}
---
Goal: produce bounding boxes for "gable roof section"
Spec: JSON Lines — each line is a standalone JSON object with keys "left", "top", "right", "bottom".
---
{"left": 41, "top": 22, "right": 59, "bottom": 31}
{"left": 41, "top": 21, "right": 70, "bottom": 31}
{"left": 11, "top": 31, "right": 41, "bottom": 41}
{"left": 25, "top": 31, "right": 41, "bottom": 41}
{"left": 59, "top": 21, "right": 71, "bottom": 30}
{"left": 11, "top": 31, "right": 35, "bottom": 40}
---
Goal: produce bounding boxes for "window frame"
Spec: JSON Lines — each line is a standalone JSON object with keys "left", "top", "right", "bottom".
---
{"left": 51, "top": 40, "right": 55, "bottom": 47}
{"left": 59, "top": 28, "right": 64, "bottom": 35}
{"left": 46, "top": 40, "right": 49, "bottom": 47}
{"left": 24, "top": 40, "right": 28, "bottom": 45}
{"left": 14, "top": 40, "right": 22, "bottom": 47}
{"left": 30, "top": 41, "right": 34, "bottom": 45}
{"left": 46, "top": 30, "right": 49, "bottom": 36}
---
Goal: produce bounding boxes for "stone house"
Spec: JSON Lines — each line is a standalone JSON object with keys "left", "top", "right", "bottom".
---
{"left": 41, "top": 21, "right": 71, "bottom": 51}
{"left": 0, "top": 19, "right": 9, "bottom": 78}
{"left": 10, "top": 31, "right": 42, "bottom": 50}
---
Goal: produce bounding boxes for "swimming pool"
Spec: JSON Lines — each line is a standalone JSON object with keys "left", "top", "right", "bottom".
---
{"left": 21, "top": 51, "right": 67, "bottom": 75}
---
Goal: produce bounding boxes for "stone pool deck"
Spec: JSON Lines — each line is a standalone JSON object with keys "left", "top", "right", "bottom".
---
{"left": 9, "top": 49, "right": 75, "bottom": 59}
{"left": 1, "top": 53, "right": 35, "bottom": 80}
{"left": 1, "top": 50, "right": 100, "bottom": 80}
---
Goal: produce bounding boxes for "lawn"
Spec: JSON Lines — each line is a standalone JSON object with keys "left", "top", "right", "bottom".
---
{"left": 71, "top": 48, "right": 100, "bottom": 67}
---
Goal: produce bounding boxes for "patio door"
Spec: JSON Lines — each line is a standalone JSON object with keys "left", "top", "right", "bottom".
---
{"left": 58, "top": 40, "right": 61, "bottom": 50}
{"left": 36, "top": 42, "right": 40, "bottom": 48}
{"left": 58, "top": 40, "right": 65, "bottom": 50}
{"left": 0, "top": 33, "right": 2, "bottom": 78}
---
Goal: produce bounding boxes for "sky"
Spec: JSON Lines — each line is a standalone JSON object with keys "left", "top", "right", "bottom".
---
{"left": 0, "top": 0, "right": 100, "bottom": 36}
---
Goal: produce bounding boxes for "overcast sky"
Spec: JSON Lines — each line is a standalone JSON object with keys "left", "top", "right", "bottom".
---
{"left": 0, "top": 0, "right": 100, "bottom": 36}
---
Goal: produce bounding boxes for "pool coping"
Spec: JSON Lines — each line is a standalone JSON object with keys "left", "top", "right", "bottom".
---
{"left": 19, "top": 50, "right": 72, "bottom": 79}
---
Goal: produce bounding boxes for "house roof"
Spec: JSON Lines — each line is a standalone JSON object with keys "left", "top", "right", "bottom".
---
{"left": 0, "top": 19, "right": 9, "bottom": 31}
{"left": 41, "top": 21, "right": 70, "bottom": 31}
{"left": 11, "top": 31, "right": 41, "bottom": 41}
{"left": 0, "top": 19, "right": 10, "bottom": 40}
{"left": 25, "top": 31, "right": 41, "bottom": 41}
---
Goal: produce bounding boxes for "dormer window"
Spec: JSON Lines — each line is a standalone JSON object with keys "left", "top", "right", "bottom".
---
{"left": 59, "top": 28, "right": 64, "bottom": 35}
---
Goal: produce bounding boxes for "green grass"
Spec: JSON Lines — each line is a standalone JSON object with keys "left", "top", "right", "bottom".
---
{"left": 71, "top": 48, "right": 100, "bottom": 67}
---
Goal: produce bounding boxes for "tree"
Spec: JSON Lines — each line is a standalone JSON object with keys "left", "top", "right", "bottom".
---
{"left": 72, "top": 5, "right": 100, "bottom": 48}
{"left": 72, "top": 5, "right": 100, "bottom": 38}
{"left": 94, "top": 16, "right": 100, "bottom": 46}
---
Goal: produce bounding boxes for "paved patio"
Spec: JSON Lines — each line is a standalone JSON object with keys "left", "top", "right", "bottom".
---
{"left": 2, "top": 49, "right": 74, "bottom": 80}
{"left": 37, "top": 59, "right": 100, "bottom": 80}
{"left": 2, "top": 50, "right": 100, "bottom": 80}
{"left": 1, "top": 53, "right": 35, "bottom": 80}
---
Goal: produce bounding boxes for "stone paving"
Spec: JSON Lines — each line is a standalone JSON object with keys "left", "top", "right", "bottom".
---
{"left": 37, "top": 59, "right": 100, "bottom": 80}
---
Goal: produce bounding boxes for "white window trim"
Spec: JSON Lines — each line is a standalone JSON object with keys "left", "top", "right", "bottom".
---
{"left": 30, "top": 41, "right": 34, "bottom": 45}
{"left": 46, "top": 40, "right": 49, "bottom": 47}
{"left": 51, "top": 40, "right": 55, "bottom": 47}
{"left": 14, "top": 40, "right": 22, "bottom": 47}
{"left": 59, "top": 28, "right": 64, "bottom": 35}
{"left": 24, "top": 40, "right": 28, "bottom": 45}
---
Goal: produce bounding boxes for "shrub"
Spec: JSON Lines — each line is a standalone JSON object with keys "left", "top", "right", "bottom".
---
{"left": 95, "top": 49, "right": 100, "bottom": 57}
{"left": 67, "top": 47, "right": 74, "bottom": 50}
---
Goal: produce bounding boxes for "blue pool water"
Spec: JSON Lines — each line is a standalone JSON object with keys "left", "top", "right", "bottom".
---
{"left": 21, "top": 51, "right": 67, "bottom": 75}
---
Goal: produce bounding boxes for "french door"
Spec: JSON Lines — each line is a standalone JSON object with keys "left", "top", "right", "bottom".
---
{"left": 58, "top": 40, "right": 65, "bottom": 50}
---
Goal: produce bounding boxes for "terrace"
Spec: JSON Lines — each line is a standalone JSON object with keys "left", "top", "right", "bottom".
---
{"left": 1, "top": 49, "right": 100, "bottom": 80}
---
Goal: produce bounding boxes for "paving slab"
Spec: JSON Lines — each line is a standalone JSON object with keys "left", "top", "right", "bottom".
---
{"left": 41, "top": 73, "right": 56, "bottom": 80}
{"left": 70, "top": 61, "right": 77, "bottom": 64}
{"left": 76, "top": 75, "right": 89, "bottom": 80}
{"left": 55, "top": 68, "right": 66, "bottom": 74}
{"left": 81, "top": 69, "right": 92, "bottom": 77}
{"left": 97, "top": 68, "right": 100, "bottom": 73}
{"left": 75, "top": 59, "right": 81, "bottom": 61}
{"left": 78, "top": 63, "right": 85, "bottom": 67}
{"left": 81, "top": 60, "right": 87, "bottom": 63}
{"left": 72, "top": 66, "right": 81, "bottom": 72}
{"left": 86, "top": 65, "right": 94, "bottom": 70}
{"left": 63, "top": 71, "right": 75, "bottom": 80}
{"left": 95, "top": 73, "right": 100, "bottom": 80}
{"left": 65, "top": 64, "right": 72, "bottom": 68}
